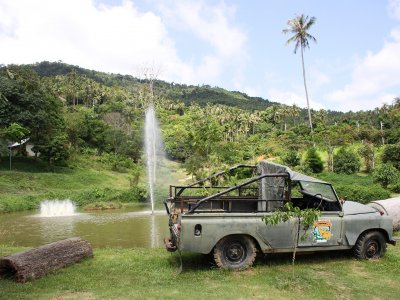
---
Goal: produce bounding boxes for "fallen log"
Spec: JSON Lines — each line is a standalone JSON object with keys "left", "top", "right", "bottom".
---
{"left": 0, "top": 237, "right": 93, "bottom": 283}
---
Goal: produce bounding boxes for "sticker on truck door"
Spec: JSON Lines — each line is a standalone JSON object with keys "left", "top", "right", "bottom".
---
{"left": 312, "top": 220, "right": 332, "bottom": 243}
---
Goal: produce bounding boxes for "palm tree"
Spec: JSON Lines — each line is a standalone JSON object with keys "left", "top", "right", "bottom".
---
{"left": 289, "top": 104, "right": 301, "bottom": 125}
{"left": 283, "top": 14, "right": 317, "bottom": 132}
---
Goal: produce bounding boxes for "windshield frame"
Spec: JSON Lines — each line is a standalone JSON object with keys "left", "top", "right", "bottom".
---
{"left": 298, "top": 181, "right": 339, "bottom": 203}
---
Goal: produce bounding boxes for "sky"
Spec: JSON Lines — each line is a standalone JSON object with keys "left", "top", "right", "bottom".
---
{"left": 1, "top": 0, "right": 400, "bottom": 112}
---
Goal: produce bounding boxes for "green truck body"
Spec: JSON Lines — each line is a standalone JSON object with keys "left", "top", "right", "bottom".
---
{"left": 164, "top": 161, "right": 396, "bottom": 269}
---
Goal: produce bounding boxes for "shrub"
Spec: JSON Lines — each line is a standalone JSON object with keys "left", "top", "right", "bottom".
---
{"left": 358, "top": 143, "right": 375, "bottom": 173}
{"left": 334, "top": 184, "right": 390, "bottom": 204}
{"left": 35, "top": 133, "right": 71, "bottom": 166}
{"left": 100, "top": 153, "right": 135, "bottom": 172}
{"left": 373, "top": 163, "right": 400, "bottom": 188}
{"left": 282, "top": 151, "right": 301, "bottom": 167}
{"left": 382, "top": 143, "right": 400, "bottom": 170}
{"left": 83, "top": 201, "right": 123, "bottom": 210}
{"left": 304, "top": 148, "right": 323, "bottom": 173}
{"left": 390, "top": 182, "right": 400, "bottom": 193}
{"left": 333, "top": 147, "right": 361, "bottom": 174}
{"left": 71, "top": 185, "right": 148, "bottom": 206}
{"left": 116, "top": 185, "right": 148, "bottom": 203}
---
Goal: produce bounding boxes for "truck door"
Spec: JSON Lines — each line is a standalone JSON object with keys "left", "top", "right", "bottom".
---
{"left": 297, "top": 211, "right": 343, "bottom": 247}
{"left": 257, "top": 217, "right": 299, "bottom": 250}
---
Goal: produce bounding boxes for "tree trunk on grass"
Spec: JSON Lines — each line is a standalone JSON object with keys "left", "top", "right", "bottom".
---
{"left": 0, "top": 237, "right": 93, "bottom": 283}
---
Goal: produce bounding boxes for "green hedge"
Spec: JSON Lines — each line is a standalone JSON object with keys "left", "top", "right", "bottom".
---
{"left": 0, "top": 186, "right": 148, "bottom": 213}
{"left": 334, "top": 184, "right": 390, "bottom": 204}
{"left": 0, "top": 196, "right": 41, "bottom": 213}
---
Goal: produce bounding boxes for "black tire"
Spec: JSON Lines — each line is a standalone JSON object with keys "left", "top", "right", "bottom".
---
{"left": 354, "top": 231, "right": 387, "bottom": 259}
{"left": 213, "top": 235, "right": 257, "bottom": 270}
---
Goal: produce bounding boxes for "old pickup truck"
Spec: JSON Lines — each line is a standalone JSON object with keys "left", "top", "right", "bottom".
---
{"left": 164, "top": 161, "right": 396, "bottom": 270}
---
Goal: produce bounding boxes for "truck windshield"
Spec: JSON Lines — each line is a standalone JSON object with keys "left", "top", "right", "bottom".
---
{"left": 299, "top": 181, "right": 338, "bottom": 202}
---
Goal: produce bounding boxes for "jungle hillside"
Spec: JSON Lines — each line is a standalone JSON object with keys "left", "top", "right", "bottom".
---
{"left": 1, "top": 61, "right": 400, "bottom": 212}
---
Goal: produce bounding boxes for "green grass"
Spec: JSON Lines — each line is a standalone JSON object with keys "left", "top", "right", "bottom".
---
{"left": 0, "top": 156, "right": 134, "bottom": 212}
{"left": 1, "top": 241, "right": 400, "bottom": 299}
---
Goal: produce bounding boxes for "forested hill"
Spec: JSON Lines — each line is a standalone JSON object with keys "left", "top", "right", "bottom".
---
{"left": 1, "top": 61, "right": 399, "bottom": 181}
{"left": 28, "top": 61, "right": 392, "bottom": 126}
{"left": 31, "top": 61, "right": 276, "bottom": 111}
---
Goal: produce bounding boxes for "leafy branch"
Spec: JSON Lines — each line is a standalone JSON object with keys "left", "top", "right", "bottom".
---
{"left": 262, "top": 202, "right": 321, "bottom": 277}
{"left": 263, "top": 202, "right": 320, "bottom": 227}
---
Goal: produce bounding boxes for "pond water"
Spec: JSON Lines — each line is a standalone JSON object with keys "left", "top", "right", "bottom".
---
{"left": 0, "top": 206, "right": 169, "bottom": 249}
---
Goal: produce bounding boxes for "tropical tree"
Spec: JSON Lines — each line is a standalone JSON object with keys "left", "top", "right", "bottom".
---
{"left": 304, "top": 147, "right": 324, "bottom": 173}
{"left": 283, "top": 14, "right": 317, "bottom": 132}
{"left": 373, "top": 163, "right": 399, "bottom": 189}
{"left": 288, "top": 104, "right": 301, "bottom": 126}
{"left": 333, "top": 147, "right": 361, "bottom": 175}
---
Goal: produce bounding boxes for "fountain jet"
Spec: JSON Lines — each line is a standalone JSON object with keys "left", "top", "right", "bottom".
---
{"left": 144, "top": 104, "right": 164, "bottom": 214}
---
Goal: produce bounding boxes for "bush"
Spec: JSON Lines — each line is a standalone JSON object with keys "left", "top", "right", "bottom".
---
{"left": 382, "top": 143, "right": 400, "bottom": 171}
{"left": 72, "top": 186, "right": 147, "bottom": 206}
{"left": 116, "top": 185, "right": 148, "bottom": 203}
{"left": 334, "top": 184, "right": 390, "bottom": 204}
{"left": 390, "top": 182, "right": 400, "bottom": 193}
{"left": 333, "top": 147, "right": 361, "bottom": 174}
{"left": 304, "top": 148, "right": 323, "bottom": 173}
{"left": 358, "top": 143, "right": 375, "bottom": 173}
{"left": 373, "top": 163, "right": 400, "bottom": 188}
{"left": 281, "top": 151, "right": 301, "bottom": 167}
{"left": 83, "top": 201, "right": 123, "bottom": 210}
{"left": 0, "top": 195, "right": 41, "bottom": 212}
{"left": 100, "top": 153, "right": 135, "bottom": 172}
{"left": 35, "top": 133, "right": 71, "bottom": 166}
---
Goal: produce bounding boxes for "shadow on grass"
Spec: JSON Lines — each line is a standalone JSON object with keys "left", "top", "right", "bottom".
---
{"left": 0, "top": 157, "right": 72, "bottom": 173}
{"left": 261, "top": 249, "right": 354, "bottom": 267}
{"left": 169, "top": 249, "right": 355, "bottom": 272}
{"left": 167, "top": 252, "right": 217, "bottom": 273}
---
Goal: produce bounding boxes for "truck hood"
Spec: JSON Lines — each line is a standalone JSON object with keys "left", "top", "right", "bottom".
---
{"left": 343, "top": 201, "right": 377, "bottom": 215}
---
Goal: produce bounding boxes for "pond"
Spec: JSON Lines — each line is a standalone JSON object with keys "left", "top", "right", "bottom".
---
{"left": 0, "top": 206, "right": 169, "bottom": 249}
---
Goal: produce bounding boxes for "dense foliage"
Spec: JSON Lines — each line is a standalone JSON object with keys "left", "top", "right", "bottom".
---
{"left": 373, "top": 163, "right": 400, "bottom": 189}
{"left": 304, "top": 148, "right": 324, "bottom": 173}
{"left": 333, "top": 147, "right": 361, "bottom": 174}
{"left": 1, "top": 61, "right": 399, "bottom": 206}
{"left": 382, "top": 143, "right": 400, "bottom": 171}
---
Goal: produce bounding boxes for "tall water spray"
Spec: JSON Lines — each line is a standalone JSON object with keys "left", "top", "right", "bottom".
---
{"left": 145, "top": 104, "right": 163, "bottom": 214}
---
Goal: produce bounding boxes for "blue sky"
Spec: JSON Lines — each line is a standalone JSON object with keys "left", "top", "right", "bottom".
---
{"left": 1, "top": 0, "right": 400, "bottom": 112}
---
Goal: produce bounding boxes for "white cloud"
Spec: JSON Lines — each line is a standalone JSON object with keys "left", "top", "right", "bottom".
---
{"left": 156, "top": 0, "right": 246, "bottom": 58}
{"left": 310, "top": 68, "right": 330, "bottom": 89}
{"left": 0, "top": 0, "right": 183, "bottom": 78}
{"left": 326, "top": 27, "right": 400, "bottom": 111}
{"left": 388, "top": 0, "right": 400, "bottom": 19}
{"left": 242, "top": 86, "right": 260, "bottom": 98}
{"left": 155, "top": 0, "right": 247, "bottom": 84}
{"left": 0, "top": 0, "right": 247, "bottom": 87}
{"left": 267, "top": 88, "right": 325, "bottom": 110}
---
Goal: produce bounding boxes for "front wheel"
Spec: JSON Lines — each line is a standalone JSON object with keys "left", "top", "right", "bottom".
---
{"left": 354, "top": 231, "right": 387, "bottom": 259}
{"left": 213, "top": 235, "right": 257, "bottom": 270}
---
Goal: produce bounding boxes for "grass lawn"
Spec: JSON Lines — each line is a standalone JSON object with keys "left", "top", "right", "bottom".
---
{"left": 1, "top": 240, "right": 400, "bottom": 300}
{"left": 0, "top": 156, "right": 134, "bottom": 212}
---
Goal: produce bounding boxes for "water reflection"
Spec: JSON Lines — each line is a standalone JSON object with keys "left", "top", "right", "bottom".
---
{"left": 38, "top": 214, "right": 76, "bottom": 243}
{"left": 0, "top": 208, "right": 168, "bottom": 249}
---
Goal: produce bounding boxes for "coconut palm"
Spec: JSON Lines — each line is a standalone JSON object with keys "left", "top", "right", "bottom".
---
{"left": 289, "top": 104, "right": 301, "bottom": 125}
{"left": 283, "top": 14, "right": 317, "bottom": 132}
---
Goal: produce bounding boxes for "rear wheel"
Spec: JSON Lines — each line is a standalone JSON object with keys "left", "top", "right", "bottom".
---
{"left": 354, "top": 231, "right": 387, "bottom": 259}
{"left": 213, "top": 235, "right": 257, "bottom": 270}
